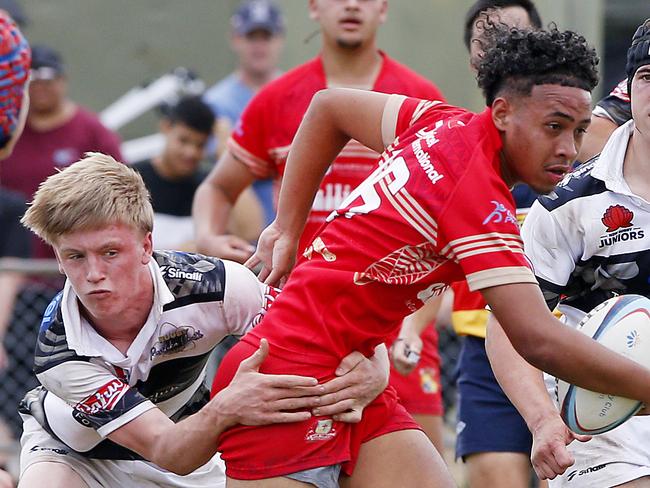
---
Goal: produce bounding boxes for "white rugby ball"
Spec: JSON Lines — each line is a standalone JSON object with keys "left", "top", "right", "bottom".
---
{"left": 556, "top": 294, "right": 650, "bottom": 435}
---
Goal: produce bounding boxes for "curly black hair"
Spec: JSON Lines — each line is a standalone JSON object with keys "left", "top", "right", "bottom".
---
{"left": 476, "top": 23, "right": 599, "bottom": 106}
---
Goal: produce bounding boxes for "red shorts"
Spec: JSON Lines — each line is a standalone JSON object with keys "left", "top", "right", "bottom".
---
{"left": 388, "top": 326, "right": 443, "bottom": 415}
{"left": 211, "top": 336, "right": 420, "bottom": 480}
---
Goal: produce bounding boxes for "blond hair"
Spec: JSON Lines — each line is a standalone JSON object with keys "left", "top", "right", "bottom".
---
{"left": 21, "top": 153, "right": 154, "bottom": 244}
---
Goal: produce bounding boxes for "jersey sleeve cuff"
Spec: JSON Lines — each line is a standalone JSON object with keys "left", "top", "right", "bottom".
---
{"left": 95, "top": 400, "right": 157, "bottom": 438}
{"left": 227, "top": 138, "right": 274, "bottom": 179}
{"left": 381, "top": 94, "right": 406, "bottom": 148}
{"left": 466, "top": 266, "right": 537, "bottom": 292}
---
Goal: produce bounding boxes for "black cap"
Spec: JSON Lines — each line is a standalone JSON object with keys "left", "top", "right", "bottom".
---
{"left": 30, "top": 44, "right": 64, "bottom": 80}
{"left": 231, "top": 0, "right": 284, "bottom": 36}
{"left": 626, "top": 19, "right": 650, "bottom": 97}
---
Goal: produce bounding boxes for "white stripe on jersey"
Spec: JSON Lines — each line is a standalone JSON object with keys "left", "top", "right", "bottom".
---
{"left": 410, "top": 100, "right": 443, "bottom": 127}
{"left": 440, "top": 232, "right": 523, "bottom": 256}
{"left": 378, "top": 175, "right": 439, "bottom": 244}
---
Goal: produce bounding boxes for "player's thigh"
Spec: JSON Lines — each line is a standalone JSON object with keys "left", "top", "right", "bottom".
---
{"left": 614, "top": 476, "right": 650, "bottom": 487}
{"left": 465, "top": 451, "right": 530, "bottom": 488}
{"left": 341, "top": 429, "right": 454, "bottom": 488}
{"left": 411, "top": 413, "right": 444, "bottom": 454}
{"left": 19, "top": 461, "right": 89, "bottom": 488}
{"left": 226, "top": 476, "right": 313, "bottom": 487}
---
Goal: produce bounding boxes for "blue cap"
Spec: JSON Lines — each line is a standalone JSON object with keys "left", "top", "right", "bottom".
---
{"left": 231, "top": 0, "right": 284, "bottom": 36}
{"left": 30, "top": 44, "right": 64, "bottom": 80}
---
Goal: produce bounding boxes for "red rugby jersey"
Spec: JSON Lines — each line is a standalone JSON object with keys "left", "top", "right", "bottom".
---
{"left": 249, "top": 95, "right": 535, "bottom": 361}
{"left": 227, "top": 52, "right": 445, "bottom": 253}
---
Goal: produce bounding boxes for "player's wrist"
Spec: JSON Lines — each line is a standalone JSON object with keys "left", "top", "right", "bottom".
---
{"left": 209, "top": 390, "right": 240, "bottom": 431}
{"left": 526, "top": 407, "right": 561, "bottom": 434}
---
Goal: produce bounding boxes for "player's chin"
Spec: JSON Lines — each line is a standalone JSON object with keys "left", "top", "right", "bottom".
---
{"left": 526, "top": 174, "right": 562, "bottom": 195}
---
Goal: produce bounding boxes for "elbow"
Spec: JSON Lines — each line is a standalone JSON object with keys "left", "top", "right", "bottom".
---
{"left": 506, "top": 329, "right": 556, "bottom": 372}
{"left": 149, "top": 449, "right": 200, "bottom": 476}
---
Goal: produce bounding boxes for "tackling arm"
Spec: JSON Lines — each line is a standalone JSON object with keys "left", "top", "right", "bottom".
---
{"left": 108, "top": 339, "right": 321, "bottom": 475}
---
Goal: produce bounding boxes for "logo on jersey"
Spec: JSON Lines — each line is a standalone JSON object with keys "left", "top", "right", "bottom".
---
{"left": 419, "top": 368, "right": 439, "bottom": 394}
{"left": 482, "top": 201, "right": 517, "bottom": 226}
{"left": 566, "top": 463, "right": 609, "bottom": 482}
{"left": 305, "top": 419, "right": 337, "bottom": 442}
{"left": 150, "top": 323, "right": 204, "bottom": 359}
{"left": 354, "top": 242, "right": 446, "bottom": 286}
{"left": 416, "top": 283, "right": 448, "bottom": 303}
{"left": 411, "top": 138, "right": 444, "bottom": 185}
{"left": 250, "top": 285, "right": 280, "bottom": 328}
{"left": 303, "top": 237, "right": 337, "bottom": 262}
{"left": 312, "top": 182, "right": 352, "bottom": 212}
{"left": 159, "top": 259, "right": 215, "bottom": 282}
{"left": 599, "top": 205, "right": 644, "bottom": 248}
{"left": 74, "top": 379, "right": 129, "bottom": 415}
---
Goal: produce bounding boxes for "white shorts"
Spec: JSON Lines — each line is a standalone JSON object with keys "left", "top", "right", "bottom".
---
{"left": 545, "top": 374, "right": 650, "bottom": 487}
{"left": 20, "top": 415, "right": 226, "bottom": 488}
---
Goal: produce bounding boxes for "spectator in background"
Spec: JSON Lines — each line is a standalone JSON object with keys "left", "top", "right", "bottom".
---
{"left": 134, "top": 96, "right": 263, "bottom": 251}
{"left": 133, "top": 97, "right": 214, "bottom": 251}
{"left": 0, "top": 189, "right": 31, "bottom": 476}
{"left": 0, "top": 44, "right": 122, "bottom": 261}
{"left": 0, "top": 10, "right": 31, "bottom": 487}
{"left": 203, "top": 0, "right": 285, "bottom": 226}
{"left": 195, "top": 0, "right": 448, "bottom": 452}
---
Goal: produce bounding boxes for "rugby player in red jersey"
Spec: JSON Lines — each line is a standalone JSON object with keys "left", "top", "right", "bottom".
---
{"left": 210, "top": 24, "right": 650, "bottom": 488}
{"left": 196, "top": 0, "right": 447, "bottom": 450}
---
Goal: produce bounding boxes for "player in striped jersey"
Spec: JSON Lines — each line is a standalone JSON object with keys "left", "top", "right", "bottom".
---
{"left": 15, "top": 154, "right": 390, "bottom": 488}
{"left": 209, "top": 25, "right": 650, "bottom": 488}
{"left": 487, "top": 19, "right": 650, "bottom": 487}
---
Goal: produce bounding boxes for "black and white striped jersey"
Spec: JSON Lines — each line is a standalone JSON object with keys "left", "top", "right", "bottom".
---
{"left": 522, "top": 120, "right": 650, "bottom": 326}
{"left": 20, "top": 250, "right": 274, "bottom": 459}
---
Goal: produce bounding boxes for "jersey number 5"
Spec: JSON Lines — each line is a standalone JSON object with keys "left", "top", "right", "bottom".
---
{"left": 327, "top": 152, "right": 410, "bottom": 221}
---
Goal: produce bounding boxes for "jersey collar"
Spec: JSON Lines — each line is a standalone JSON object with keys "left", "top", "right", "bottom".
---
{"left": 590, "top": 119, "right": 634, "bottom": 195}
{"left": 61, "top": 259, "right": 175, "bottom": 364}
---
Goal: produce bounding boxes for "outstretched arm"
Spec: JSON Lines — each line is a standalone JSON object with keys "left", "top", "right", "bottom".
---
{"left": 246, "top": 88, "right": 392, "bottom": 285}
{"left": 482, "top": 283, "right": 650, "bottom": 405}
{"left": 485, "top": 314, "right": 590, "bottom": 480}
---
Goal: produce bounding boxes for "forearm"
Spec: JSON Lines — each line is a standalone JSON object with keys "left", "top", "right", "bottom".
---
{"left": 401, "top": 295, "right": 443, "bottom": 338}
{"left": 484, "top": 283, "right": 650, "bottom": 405}
{"left": 193, "top": 180, "right": 235, "bottom": 240}
{"left": 149, "top": 404, "right": 229, "bottom": 475}
{"left": 485, "top": 314, "right": 558, "bottom": 432}
{"left": 274, "top": 91, "right": 351, "bottom": 236}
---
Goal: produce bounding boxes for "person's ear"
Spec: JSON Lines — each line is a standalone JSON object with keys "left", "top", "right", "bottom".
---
{"left": 141, "top": 232, "right": 153, "bottom": 264}
{"left": 491, "top": 96, "right": 513, "bottom": 132}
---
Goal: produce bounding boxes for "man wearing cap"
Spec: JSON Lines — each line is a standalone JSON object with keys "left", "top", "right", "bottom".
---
{"left": 195, "top": 0, "right": 448, "bottom": 453}
{"left": 487, "top": 18, "right": 650, "bottom": 487}
{"left": 203, "top": 0, "right": 285, "bottom": 226}
{"left": 1, "top": 43, "right": 122, "bottom": 264}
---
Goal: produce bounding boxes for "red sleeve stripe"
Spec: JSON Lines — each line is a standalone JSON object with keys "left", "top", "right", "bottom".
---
{"left": 451, "top": 235, "right": 523, "bottom": 254}
{"left": 227, "top": 138, "right": 274, "bottom": 178}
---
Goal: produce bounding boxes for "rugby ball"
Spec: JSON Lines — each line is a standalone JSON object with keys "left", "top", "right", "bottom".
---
{"left": 557, "top": 294, "right": 650, "bottom": 435}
